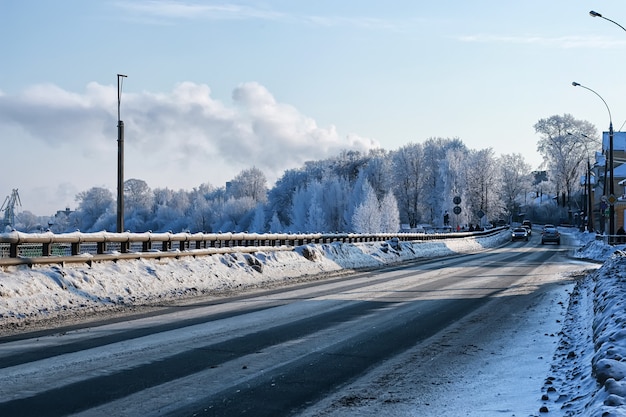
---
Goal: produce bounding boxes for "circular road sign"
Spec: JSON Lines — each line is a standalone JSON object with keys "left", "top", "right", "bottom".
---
{"left": 453, "top": 196, "right": 462, "bottom": 205}
{"left": 453, "top": 206, "right": 462, "bottom": 215}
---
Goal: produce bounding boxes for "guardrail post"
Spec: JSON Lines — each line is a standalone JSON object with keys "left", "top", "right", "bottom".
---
{"left": 143, "top": 241, "right": 152, "bottom": 252}
{"left": 97, "top": 242, "right": 107, "bottom": 255}
{"left": 42, "top": 242, "right": 52, "bottom": 256}
{"left": 71, "top": 242, "right": 80, "bottom": 256}
{"left": 9, "top": 243, "right": 17, "bottom": 258}
{"left": 121, "top": 241, "right": 129, "bottom": 254}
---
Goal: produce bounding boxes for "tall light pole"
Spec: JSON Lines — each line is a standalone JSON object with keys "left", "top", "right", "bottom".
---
{"left": 572, "top": 81, "right": 614, "bottom": 240}
{"left": 117, "top": 74, "right": 127, "bottom": 234}
{"left": 587, "top": 10, "right": 626, "bottom": 242}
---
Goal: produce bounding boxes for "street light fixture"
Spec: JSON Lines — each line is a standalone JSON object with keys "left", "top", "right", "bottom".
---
{"left": 572, "top": 81, "right": 614, "bottom": 240}
{"left": 590, "top": 10, "right": 626, "bottom": 33}
{"left": 117, "top": 74, "right": 127, "bottom": 237}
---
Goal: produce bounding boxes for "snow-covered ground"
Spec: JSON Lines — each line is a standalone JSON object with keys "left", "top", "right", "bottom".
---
{"left": 0, "top": 228, "right": 625, "bottom": 416}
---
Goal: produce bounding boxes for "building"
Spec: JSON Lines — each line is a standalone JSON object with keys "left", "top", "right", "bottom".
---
{"left": 598, "top": 131, "right": 626, "bottom": 233}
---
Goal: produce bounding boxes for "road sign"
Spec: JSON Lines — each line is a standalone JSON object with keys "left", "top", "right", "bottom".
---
{"left": 453, "top": 196, "right": 461, "bottom": 205}
{"left": 608, "top": 194, "right": 617, "bottom": 205}
{"left": 477, "top": 210, "right": 484, "bottom": 218}
{"left": 453, "top": 206, "right": 462, "bottom": 215}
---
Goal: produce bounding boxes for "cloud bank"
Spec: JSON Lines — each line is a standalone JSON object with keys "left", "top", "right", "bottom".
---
{"left": 0, "top": 81, "right": 378, "bottom": 187}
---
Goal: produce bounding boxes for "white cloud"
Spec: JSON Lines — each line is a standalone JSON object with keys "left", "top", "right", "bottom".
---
{"left": 0, "top": 81, "right": 378, "bottom": 196}
{"left": 458, "top": 34, "right": 626, "bottom": 49}
{"left": 112, "top": 1, "right": 406, "bottom": 31}
{"left": 114, "top": 1, "right": 285, "bottom": 22}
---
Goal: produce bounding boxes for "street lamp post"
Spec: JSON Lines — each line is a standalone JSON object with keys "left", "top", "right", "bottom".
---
{"left": 117, "top": 74, "right": 127, "bottom": 236}
{"left": 588, "top": 10, "right": 626, "bottom": 243}
{"left": 572, "top": 81, "right": 614, "bottom": 241}
{"left": 588, "top": 157, "right": 594, "bottom": 232}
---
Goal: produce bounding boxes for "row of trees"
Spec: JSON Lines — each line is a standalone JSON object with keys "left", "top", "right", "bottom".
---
{"left": 15, "top": 114, "right": 599, "bottom": 234}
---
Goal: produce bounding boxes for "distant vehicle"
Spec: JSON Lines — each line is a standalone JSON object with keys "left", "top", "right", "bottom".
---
{"left": 543, "top": 224, "right": 555, "bottom": 231}
{"left": 521, "top": 220, "right": 532, "bottom": 236}
{"left": 541, "top": 227, "right": 560, "bottom": 245}
{"left": 511, "top": 227, "right": 529, "bottom": 241}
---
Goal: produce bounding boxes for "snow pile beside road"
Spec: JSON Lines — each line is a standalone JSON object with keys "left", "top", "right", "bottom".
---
{"left": 549, "top": 232, "right": 626, "bottom": 416}
{"left": 0, "top": 232, "right": 510, "bottom": 328}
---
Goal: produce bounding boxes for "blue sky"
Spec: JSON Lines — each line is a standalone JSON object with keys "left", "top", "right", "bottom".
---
{"left": 2, "top": 1, "right": 626, "bottom": 215}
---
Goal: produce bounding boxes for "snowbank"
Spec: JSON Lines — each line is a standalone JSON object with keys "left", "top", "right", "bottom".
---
{"left": 0, "top": 232, "right": 509, "bottom": 328}
{"left": 555, "top": 233, "right": 626, "bottom": 416}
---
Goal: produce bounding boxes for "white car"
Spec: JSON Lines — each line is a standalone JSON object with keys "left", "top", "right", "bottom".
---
{"left": 511, "top": 227, "right": 529, "bottom": 241}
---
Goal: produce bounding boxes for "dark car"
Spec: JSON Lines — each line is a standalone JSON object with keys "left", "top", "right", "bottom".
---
{"left": 521, "top": 220, "right": 532, "bottom": 236}
{"left": 511, "top": 227, "right": 529, "bottom": 241}
{"left": 541, "top": 227, "right": 560, "bottom": 245}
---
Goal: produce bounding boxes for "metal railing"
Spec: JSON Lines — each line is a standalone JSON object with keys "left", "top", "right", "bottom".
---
{"left": 0, "top": 227, "right": 507, "bottom": 267}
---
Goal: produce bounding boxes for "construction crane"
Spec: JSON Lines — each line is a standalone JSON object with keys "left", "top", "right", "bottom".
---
{"left": 0, "top": 189, "right": 21, "bottom": 229}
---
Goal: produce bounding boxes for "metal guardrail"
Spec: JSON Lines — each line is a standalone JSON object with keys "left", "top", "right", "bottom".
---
{"left": 0, "top": 227, "right": 507, "bottom": 267}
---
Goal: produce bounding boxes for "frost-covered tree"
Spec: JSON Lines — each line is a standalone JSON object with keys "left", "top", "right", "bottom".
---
{"left": 248, "top": 204, "right": 266, "bottom": 233}
{"left": 267, "top": 168, "right": 308, "bottom": 227}
{"left": 379, "top": 192, "right": 400, "bottom": 233}
{"left": 392, "top": 143, "right": 425, "bottom": 228}
{"left": 150, "top": 187, "right": 192, "bottom": 232}
{"left": 15, "top": 211, "right": 42, "bottom": 232}
{"left": 500, "top": 153, "right": 532, "bottom": 222}
{"left": 74, "top": 187, "right": 115, "bottom": 232}
{"left": 305, "top": 181, "right": 326, "bottom": 232}
{"left": 352, "top": 181, "right": 381, "bottom": 233}
{"left": 362, "top": 149, "right": 392, "bottom": 199}
{"left": 215, "top": 196, "right": 256, "bottom": 232}
{"left": 465, "top": 148, "right": 504, "bottom": 225}
{"left": 124, "top": 178, "right": 153, "bottom": 232}
{"left": 345, "top": 171, "right": 368, "bottom": 229}
{"left": 227, "top": 167, "right": 268, "bottom": 203}
{"left": 440, "top": 148, "right": 470, "bottom": 228}
{"left": 321, "top": 176, "right": 350, "bottom": 232}
{"left": 187, "top": 187, "right": 215, "bottom": 232}
{"left": 268, "top": 211, "right": 284, "bottom": 232}
{"left": 422, "top": 138, "right": 467, "bottom": 225}
{"left": 534, "top": 114, "right": 598, "bottom": 211}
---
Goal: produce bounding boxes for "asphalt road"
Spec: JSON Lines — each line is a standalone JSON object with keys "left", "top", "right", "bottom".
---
{"left": 0, "top": 239, "right": 573, "bottom": 417}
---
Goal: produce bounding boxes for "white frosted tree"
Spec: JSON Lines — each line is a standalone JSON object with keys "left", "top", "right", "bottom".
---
{"left": 345, "top": 170, "right": 368, "bottom": 229}
{"left": 305, "top": 181, "right": 326, "bottom": 232}
{"left": 248, "top": 204, "right": 266, "bottom": 232}
{"left": 465, "top": 148, "right": 505, "bottom": 226}
{"left": 74, "top": 187, "right": 115, "bottom": 232}
{"left": 500, "top": 153, "right": 533, "bottom": 222}
{"left": 379, "top": 192, "right": 400, "bottom": 233}
{"left": 290, "top": 186, "right": 313, "bottom": 232}
{"left": 322, "top": 176, "right": 350, "bottom": 232}
{"left": 534, "top": 113, "right": 598, "bottom": 212}
{"left": 392, "top": 143, "right": 425, "bottom": 228}
{"left": 352, "top": 181, "right": 382, "bottom": 233}
{"left": 227, "top": 167, "right": 268, "bottom": 204}
{"left": 269, "top": 211, "right": 284, "bottom": 233}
